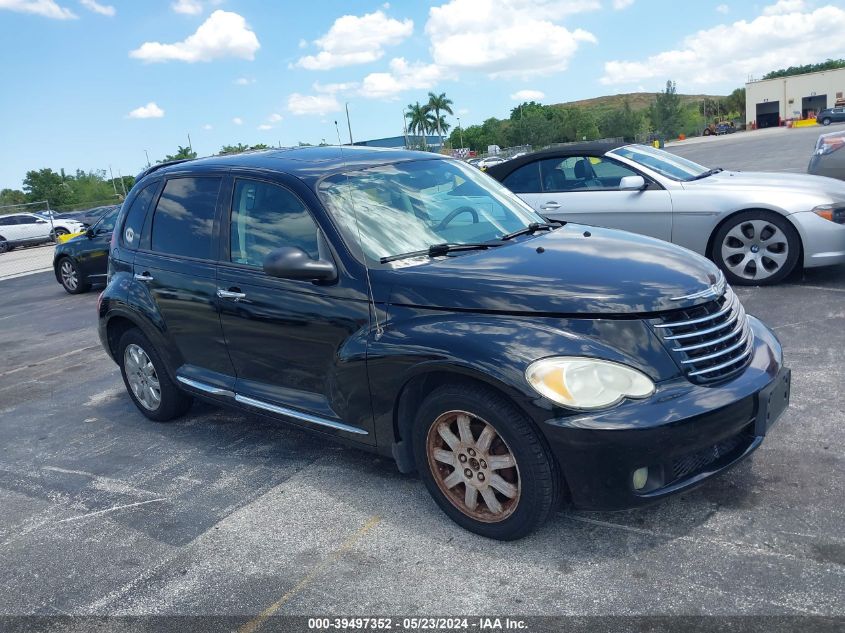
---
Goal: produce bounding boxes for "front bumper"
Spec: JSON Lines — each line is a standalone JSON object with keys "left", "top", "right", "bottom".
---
{"left": 790, "top": 210, "right": 845, "bottom": 268}
{"left": 542, "top": 316, "right": 790, "bottom": 511}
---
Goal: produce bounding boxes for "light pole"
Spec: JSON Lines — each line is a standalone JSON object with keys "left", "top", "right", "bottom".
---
{"left": 457, "top": 117, "right": 464, "bottom": 149}
{"left": 144, "top": 150, "right": 151, "bottom": 167}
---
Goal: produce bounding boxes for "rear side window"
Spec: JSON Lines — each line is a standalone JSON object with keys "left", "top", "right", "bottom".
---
{"left": 502, "top": 163, "right": 541, "bottom": 193}
{"left": 230, "top": 179, "right": 320, "bottom": 266}
{"left": 97, "top": 206, "right": 121, "bottom": 233}
{"left": 121, "top": 183, "right": 158, "bottom": 248}
{"left": 0, "top": 216, "right": 14, "bottom": 226}
{"left": 151, "top": 177, "right": 221, "bottom": 260}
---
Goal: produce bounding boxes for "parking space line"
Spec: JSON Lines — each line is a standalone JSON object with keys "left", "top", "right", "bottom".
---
{"left": 0, "top": 345, "right": 101, "bottom": 378}
{"left": 238, "top": 515, "right": 381, "bottom": 633}
{"left": 55, "top": 498, "right": 166, "bottom": 524}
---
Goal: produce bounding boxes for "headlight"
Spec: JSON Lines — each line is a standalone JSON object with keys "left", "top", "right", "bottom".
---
{"left": 812, "top": 204, "right": 845, "bottom": 224}
{"left": 525, "top": 357, "right": 655, "bottom": 410}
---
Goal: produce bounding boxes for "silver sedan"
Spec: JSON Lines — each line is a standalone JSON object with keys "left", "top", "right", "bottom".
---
{"left": 487, "top": 142, "right": 845, "bottom": 285}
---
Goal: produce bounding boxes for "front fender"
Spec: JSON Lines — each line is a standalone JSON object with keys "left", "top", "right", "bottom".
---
{"left": 368, "top": 305, "right": 679, "bottom": 453}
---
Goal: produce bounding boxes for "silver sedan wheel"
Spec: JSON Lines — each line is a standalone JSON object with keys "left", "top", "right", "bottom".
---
{"left": 60, "top": 260, "right": 78, "bottom": 291}
{"left": 124, "top": 343, "right": 162, "bottom": 411}
{"left": 720, "top": 219, "right": 789, "bottom": 282}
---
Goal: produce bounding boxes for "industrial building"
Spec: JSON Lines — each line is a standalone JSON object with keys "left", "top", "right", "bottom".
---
{"left": 746, "top": 67, "right": 845, "bottom": 128}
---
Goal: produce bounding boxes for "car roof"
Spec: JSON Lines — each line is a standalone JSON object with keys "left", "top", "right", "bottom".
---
{"left": 485, "top": 141, "right": 628, "bottom": 179}
{"left": 137, "top": 146, "right": 444, "bottom": 186}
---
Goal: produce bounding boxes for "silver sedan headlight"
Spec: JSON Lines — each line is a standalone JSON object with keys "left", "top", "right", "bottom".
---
{"left": 525, "top": 357, "right": 655, "bottom": 410}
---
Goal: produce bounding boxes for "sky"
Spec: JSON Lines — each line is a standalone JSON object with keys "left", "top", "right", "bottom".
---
{"left": 1, "top": 0, "right": 844, "bottom": 190}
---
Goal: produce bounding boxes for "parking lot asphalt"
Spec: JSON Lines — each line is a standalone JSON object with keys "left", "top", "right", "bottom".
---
{"left": 1, "top": 260, "right": 844, "bottom": 620}
{"left": 666, "top": 124, "right": 835, "bottom": 173}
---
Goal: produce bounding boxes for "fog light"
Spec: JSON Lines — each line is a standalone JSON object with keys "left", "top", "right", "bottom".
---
{"left": 632, "top": 467, "right": 649, "bottom": 491}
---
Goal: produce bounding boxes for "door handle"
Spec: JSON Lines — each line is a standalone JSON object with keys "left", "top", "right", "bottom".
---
{"left": 540, "top": 202, "right": 561, "bottom": 211}
{"left": 217, "top": 288, "right": 247, "bottom": 301}
{"left": 134, "top": 272, "right": 154, "bottom": 282}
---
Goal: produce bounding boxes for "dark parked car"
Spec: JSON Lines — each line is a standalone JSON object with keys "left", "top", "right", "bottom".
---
{"left": 808, "top": 130, "right": 845, "bottom": 183}
{"left": 53, "top": 204, "right": 121, "bottom": 293}
{"left": 65, "top": 204, "right": 120, "bottom": 228}
{"left": 816, "top": 107, "right": 845, "bottom": 126}
{"left": 97, "top": 147, "right": 790, "bottom": 540}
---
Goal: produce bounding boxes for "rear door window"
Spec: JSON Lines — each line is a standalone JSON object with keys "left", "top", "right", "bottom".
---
{"left": 150, "top": 177, "right": 222, "bottom": 260}
{"left": 502, "top": 162, "right": 542, "bottom": 193}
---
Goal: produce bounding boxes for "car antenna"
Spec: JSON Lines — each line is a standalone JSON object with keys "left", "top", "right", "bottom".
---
{"left": 334, "top": 121, "right": 384, "bottom": 340}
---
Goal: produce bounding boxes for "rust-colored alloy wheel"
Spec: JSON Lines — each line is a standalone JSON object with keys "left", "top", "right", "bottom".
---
{"left": 426, "top": 410, "right": 521, "bottom": 523}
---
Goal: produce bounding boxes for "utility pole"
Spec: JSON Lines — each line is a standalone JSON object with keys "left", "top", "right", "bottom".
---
{"left": 109, "top": 165, "right": 118, "bottom": 195}
{"left": 187, "top": 133, "right": 193, "bottom": 154}
{"left": 457, "top": 117, "right": 464, "bottom": 149}
{"left": 144, "top": 150, "right": 151, "bottom": 167}
{"left": 117, "top": 170, "right": 127, "bottom": 196}
{"left": 402, "top": 110, "right": 410, "bottom": 149}
{"left": 345, "top": 103, "right": 354, "bottom": 145}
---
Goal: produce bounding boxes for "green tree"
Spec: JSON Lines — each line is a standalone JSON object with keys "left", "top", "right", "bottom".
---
{"left": 763, "top": 58, "right": 845, "bottom": 80}
{"left": 220, "top": 143, "right": 251, "bottom": 155}
{"left": 509, "top": 101, "right": 545, "bottom": 121}
{"left": 406, "top": 101, "right": 435, "bottom": 148}
{"left": 725, "top": 87, "right": 746, "bottom": 119}
{"left": 22, "top": 168, "right": 74, "bottom": 207}
{"left": 161, "top": 145, "right": 197, "bottom": 162}
{"left": 597, "top": 100, "right": 647, "bottom": 140}
{"left": 0, "top": 188, "right": 26, "bottom": 207}
{"left": 424, "top": 92, "right": 454, "bottom": 150}
{"left": 650, "top": 80, "right": 685, "bottom": 138}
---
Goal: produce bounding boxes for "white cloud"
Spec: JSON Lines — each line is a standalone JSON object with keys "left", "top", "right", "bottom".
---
{"left": 296, "top": 10, "right": 413, "bottom": 70}
{"left": 313, "top": 81, "right": 360, "bottom": 94}
{"left": 130, "top": 10, "right": 260, "bottom": 63}
{"left": 287, "top": 92, "right": 342, "bottom": 116}
{"left": 171, "top": 0, "right": 201, "bottom": 14}
{"left": 425, "top": 0, "right": 598, "bottom": 78}
{"left": 232, "top": 117, "right": 243, "bottom": 125}
{"left": 257, "top": 124, "right": 273, "bottom": 131}
{"left": 202, "top": 123, "right": 213, "bottom": 130}
{"left": 716, "top": 4, "right": 730, "bottom": 14}
{"left": 359, "top": 57, "right": 446, "bottom": 99}
{"left": 128, "top": 102, "right": 164, "bottom": 119}
{"left": 763, "top": 0, "right": 806, "bottom": 15}
{"left": 0, "top": 0, "right": 76, "bottom": 19}
{"left": 234, "top": 76, "right": 255, "bottom": 85}
{"left": 601, "top": 3, "right": 845, "bottom": 86}
{"left": 80, "top": 0, "right": 114, "bottom": 16}
{"left": 510, "top": 89, "right": 545, "bottom": 100}
{"left": 612, "top": 0, "right": 633, "bottom": 9}
{"left": 268, "top": 113, "right": 283, "bottom": 122}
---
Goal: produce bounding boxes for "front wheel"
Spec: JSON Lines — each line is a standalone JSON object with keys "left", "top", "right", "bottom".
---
{"left": 51, "top": 228, "right": 69, "bottom": 242}
{"left": 0, "top": 239, "right": 9, "bottom": 254}
{"left": 413, "top": 383, "right": 561, "bottom": 540}
{"left": 712, "top": 211, "right": 800, "bottom": 285}
{"left": 822, "top": 118, "right": 831, "bottom": 126}
{"left": 58, "top": 257, "right": 90, "bottom": 294}
{"left": 118, "top": 328, "right": 193, "bottom": 422}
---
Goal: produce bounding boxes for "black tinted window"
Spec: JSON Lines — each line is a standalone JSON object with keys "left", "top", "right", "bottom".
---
{"left": 230, "top": 179, "right": 320, "bottom": 267}
{"left": 502, "top": 163, "right": 541, "bottom": 193}
{"left": 96, "top": 206, "right": 121, "bottom": 232}
{"left": 151, "top": 178, "right": 221, "bottom": 259}
{"left": 0, "top": 216, "right": 13, "bottom": 226}
{"left": 121, "top": 183, "right": 158, "bottom": 248}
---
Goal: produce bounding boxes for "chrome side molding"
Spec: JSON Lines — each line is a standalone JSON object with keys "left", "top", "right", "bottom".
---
{"left": 176, "top": 376, "right": 235, "bottom": 397}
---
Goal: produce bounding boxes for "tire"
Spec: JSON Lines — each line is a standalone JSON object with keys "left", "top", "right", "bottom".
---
{"left": 57, "top": 257, "right": 91, "bottom": 295}
{"left": 51, "top": 228, "right": 69, "bottom": 242}
{"left": 412, "top": 382, "right": 561, "bottom": 540}
{"left": 117, "top": 328, "right": 193, "bottom": 422}
{"left": 822, "top": 118, "right": 831, "bottom": 126}
{"left": 0, "top": 238, "right": 8, "bottom": 254}
{"left": 711, "top": 210, "right": 800, "bottom": 286}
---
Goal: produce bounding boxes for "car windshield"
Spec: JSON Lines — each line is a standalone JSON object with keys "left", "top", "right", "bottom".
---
{"left": 318, "top": 158, "right": 545, "bottom": 265}
{"left": 611, "top": 144, "right": 710, "bottom": 181}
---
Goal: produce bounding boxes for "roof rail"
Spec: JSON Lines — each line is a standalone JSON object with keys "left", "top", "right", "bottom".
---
{"left": 134, "top": 158, "right": 195, "bottom": 182}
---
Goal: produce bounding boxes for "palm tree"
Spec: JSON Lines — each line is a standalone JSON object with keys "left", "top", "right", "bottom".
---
{"left": 406, "top": 102, "right": 433, "bottom": 149}
{"left": 425, "top": 92, "right": 454, "bottom": 150}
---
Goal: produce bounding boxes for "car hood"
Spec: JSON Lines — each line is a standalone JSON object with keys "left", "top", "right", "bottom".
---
{"left": 381, "top": 224, "right": 723, "bottom": 315}
{"left": 685, "top": 170, "right": 845, "bottom": 201}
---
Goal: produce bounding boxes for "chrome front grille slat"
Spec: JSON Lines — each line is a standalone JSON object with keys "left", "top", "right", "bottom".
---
{"left": 651, "top": 287, "right": 753, "bottom": 385}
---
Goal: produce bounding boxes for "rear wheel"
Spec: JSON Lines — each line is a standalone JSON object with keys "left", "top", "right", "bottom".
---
{"left": 712, "top": 211, "right": 800, "bottom": 286}
{"left": 0, "top": 238, "right": 8, "bottom": 254}
{"left": 118, "top": 328, "right": 193, "bottom": 422}
{"left": 413, "top": 382, "right": 560, "bottom": 540}
{"left": 822, "top": 118, "right": 832, "bottom": 126}
{"left": 58, "top": 257, "right": 90, "bottom": 294}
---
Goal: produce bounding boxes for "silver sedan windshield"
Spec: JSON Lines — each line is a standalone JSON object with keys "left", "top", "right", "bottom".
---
{"left": 318, "top": 159, "right": 545, "bottom": 263}
{"left": 612, "top": 144, "right": 710, "bottom": 181}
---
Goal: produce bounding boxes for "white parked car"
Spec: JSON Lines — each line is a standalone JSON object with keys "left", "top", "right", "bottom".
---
{"left": 477, "top": 156, "right": 507, "bottom": 170}
{"left": 0, "top": 213, "right": 85, "bottom": 253}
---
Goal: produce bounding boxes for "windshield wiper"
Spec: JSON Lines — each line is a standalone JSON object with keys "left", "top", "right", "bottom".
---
{"left": 380, "top": 242, "right": 502, "bottom": 264}
{"left": 499, "top": 222, "right": 558, "bottom": 241}
{"left": 689, "top": 167, "right": 724, "bottom": 181}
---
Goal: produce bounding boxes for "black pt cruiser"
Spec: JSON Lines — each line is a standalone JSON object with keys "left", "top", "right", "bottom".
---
{"left": 98, "top": 147, "right": 791, "bottom": 540}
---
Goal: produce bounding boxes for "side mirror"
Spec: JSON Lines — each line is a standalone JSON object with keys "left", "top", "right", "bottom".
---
{"left": 619, "top": 175, "right": 646, "bottom": 191}
{"left": 263, "top": 246, "right": 337, "bottom": 283}
{"left": 85, "top": 228, "right": 95, "bottom": 238}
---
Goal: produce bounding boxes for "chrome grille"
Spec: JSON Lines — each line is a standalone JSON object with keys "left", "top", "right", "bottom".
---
{"left": 651, "top": 287, "right": 753, "bottom": 385}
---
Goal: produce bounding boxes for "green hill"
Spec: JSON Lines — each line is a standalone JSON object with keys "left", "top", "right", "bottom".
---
{"left": 553, "top": 92, "right": 727, "bottom": 114}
